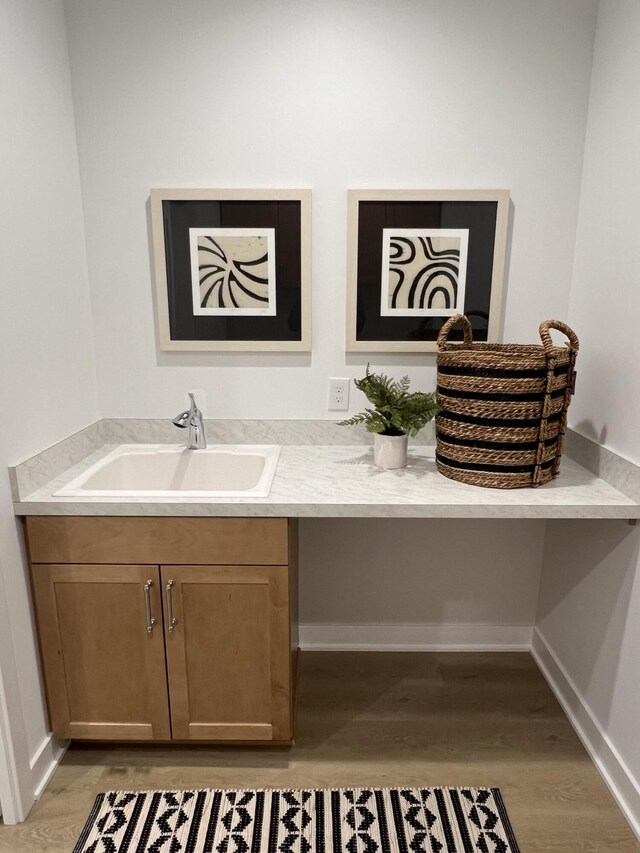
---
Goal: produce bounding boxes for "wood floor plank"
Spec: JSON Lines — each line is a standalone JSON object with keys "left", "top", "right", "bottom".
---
{"left": 0, "top": 652, "right": 637, "bottom": 851}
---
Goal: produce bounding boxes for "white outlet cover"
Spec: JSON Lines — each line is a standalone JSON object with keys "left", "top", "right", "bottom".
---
{"left": 328, "top": 377, "right": 350, "bottom": 411}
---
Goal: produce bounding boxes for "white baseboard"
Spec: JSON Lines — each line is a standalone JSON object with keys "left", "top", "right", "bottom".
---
{"left": 30, "top": 734, "right": 68, "bottom": 800}
{"left": 299, "top": 623, "right": 533, "bottom": 651}
{"left": 532, "top": 628, "right": 640, "bottom": 841}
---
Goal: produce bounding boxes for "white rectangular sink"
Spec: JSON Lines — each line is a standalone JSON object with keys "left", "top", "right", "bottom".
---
{"left": 54, "top": 444, "right": 281, "bottom": 498}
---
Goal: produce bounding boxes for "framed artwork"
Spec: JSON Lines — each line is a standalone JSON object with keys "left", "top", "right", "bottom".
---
{"left": 346, "top": 189, "right": 510, "bottom": 352}
{"left": 150, "top": 188, "right": 311, "bottom": 351}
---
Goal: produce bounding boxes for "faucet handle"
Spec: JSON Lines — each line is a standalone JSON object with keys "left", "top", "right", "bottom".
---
{"left": 187, "top": 393, "right": 202, "bottom": 420}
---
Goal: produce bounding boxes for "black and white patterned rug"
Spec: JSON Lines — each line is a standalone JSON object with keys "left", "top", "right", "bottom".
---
{"left": 73, "top": 786, "right": 520, "bottom": 853}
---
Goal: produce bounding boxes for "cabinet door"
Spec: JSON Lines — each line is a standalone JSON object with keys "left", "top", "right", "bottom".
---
{"left": 31, "top": 564, "right": 171, "bottom": 740}
{"left": 162, "top": 565, "right": 291, "bottom": 742}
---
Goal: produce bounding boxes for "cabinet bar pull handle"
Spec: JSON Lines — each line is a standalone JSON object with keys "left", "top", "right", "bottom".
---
{"left": 166, "top": 580, "right": 177, "bottom": 633}
{"left": 144, "top": 580, "right": 156, "bottom": 633}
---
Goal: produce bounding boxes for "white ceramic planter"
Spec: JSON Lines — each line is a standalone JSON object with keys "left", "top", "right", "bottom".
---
{"left": 373, "top": 433, "right": 408, "bottom": 469}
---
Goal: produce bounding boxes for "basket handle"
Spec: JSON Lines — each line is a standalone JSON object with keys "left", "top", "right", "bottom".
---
{"left": 437, "top": 314, "right": 473, "bottom": 350}
{"left": 539, "top": 320, "right": 580, "bottom": 355}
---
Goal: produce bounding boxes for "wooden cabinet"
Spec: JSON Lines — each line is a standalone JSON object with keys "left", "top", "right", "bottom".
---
{"left": 31, "top": 564, "right": 170, "bottom": 740}
{"left": 163, "top": 565, "right": 291, "bottom": 741}
{"left": 26, "top": 517, "right": 298, "bottom": 744}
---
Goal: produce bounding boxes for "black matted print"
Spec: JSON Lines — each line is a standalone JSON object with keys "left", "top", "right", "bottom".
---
{"left": 150, "top": 189, "right": 311, "bottom": 351}
{"left": 347, "top": 190, "right": 510, "bottom": 353}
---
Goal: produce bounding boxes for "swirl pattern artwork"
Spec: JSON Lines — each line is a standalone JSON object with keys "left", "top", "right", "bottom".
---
{"left": 189, "top": 228, "right": 277, "bottom": 316}
{"left": 380, "top": 228, "right": 469, "bottom": 317}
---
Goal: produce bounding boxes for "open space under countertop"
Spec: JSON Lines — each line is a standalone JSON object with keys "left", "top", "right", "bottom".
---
{"left": 12, "top": 443, "right": 640, "bottom": 520}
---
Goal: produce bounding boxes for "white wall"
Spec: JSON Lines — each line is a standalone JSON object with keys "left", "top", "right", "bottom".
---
{"left": 537, "top": 0, "right": 640, "bottom": 835}
{"left": 63, "top": 0, "right": 597, "bottom": 419}
{"left": 0, "top": 0, "right": 99, "bottom": 822}
{"left": 300, "top": 519, "right": 544, "bottom": 647}
{"left": 537, "top": 523, "right": 640, "bottom": 773}
{"left": 536, "top": 520, "right": 640, "bottom": 834}
{"left": 566, "top": 0, "right": 640, "bottom": 462}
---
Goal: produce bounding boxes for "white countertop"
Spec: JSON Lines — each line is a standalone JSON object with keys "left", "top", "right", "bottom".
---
{"left": 12, "top": 443, "right": 640, "bottom": 519}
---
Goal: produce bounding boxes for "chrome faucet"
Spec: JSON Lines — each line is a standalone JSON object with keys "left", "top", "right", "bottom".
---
{"left": 172, "top": 393, "right": 207, "bottom": 449}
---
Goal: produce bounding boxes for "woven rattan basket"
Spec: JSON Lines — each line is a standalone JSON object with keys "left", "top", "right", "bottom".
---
{"left": 436, "top": 314, "right": 579, "bottom": 489}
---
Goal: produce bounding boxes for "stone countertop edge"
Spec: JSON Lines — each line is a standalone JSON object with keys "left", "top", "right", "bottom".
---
{"left": 8, "top": 420, "right": 640, "bottom": 520}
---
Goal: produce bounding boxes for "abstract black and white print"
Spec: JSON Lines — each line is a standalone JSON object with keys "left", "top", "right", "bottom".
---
{"left": 74, "top": 786, "right": 520, "bottom": 853}
{"left": 189, "top": 228, "right": 276, "bottom": 316}
{"left": 380, "top": 229, "right": 469, "bottom": 317}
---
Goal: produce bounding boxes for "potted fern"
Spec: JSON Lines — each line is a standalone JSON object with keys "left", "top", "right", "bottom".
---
{"left": 339, "top": 365, "right": 439, "bottom": 469}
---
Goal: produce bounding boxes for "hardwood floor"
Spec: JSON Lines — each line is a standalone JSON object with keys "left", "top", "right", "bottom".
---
{"left": 1, "top": 652, "right": 638, "bottom": 851}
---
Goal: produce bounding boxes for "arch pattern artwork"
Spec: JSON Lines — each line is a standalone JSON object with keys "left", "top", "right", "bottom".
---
{"left": 189, "top": 228, "right": 277, "bottom": 316}
{"left": 380, "top": 228, "right": 469, "bottom": 317}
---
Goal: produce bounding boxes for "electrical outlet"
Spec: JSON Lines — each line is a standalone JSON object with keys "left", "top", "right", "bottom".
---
{"left": 328, "top": 377, "right": 350, "bottom": 411}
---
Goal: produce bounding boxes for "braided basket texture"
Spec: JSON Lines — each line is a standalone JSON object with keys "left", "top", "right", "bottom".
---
{"left": 436, "top": 315, "right": 579, "bottom": 489}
